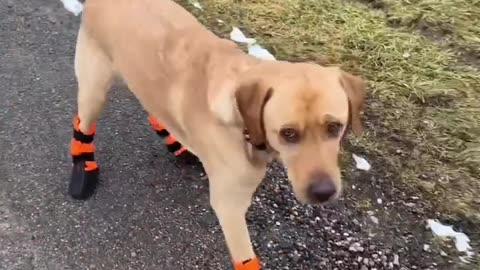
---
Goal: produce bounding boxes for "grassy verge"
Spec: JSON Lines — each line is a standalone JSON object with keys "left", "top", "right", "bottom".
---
{"left": 381, "top": 0, "right": 480, "bottom": 64}
{"left": 177, "top": 0, "right": 480, "bottom": 224}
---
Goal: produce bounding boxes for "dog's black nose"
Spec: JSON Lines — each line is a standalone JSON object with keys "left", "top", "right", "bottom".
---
{"left": 308, "top": 176, "right": 336, "bottom": 203}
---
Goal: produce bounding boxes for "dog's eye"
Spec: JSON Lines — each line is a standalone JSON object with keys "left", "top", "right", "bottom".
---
{"left": 280, "top": 128, "right": 300, "bottom": 143}
{"left": 326, "top": 122, "right": 343, "bottom": 138}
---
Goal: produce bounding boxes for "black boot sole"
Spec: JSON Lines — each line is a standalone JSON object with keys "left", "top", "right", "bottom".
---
{"left": 68, "top": 160, "right": 99, "bottom": 200}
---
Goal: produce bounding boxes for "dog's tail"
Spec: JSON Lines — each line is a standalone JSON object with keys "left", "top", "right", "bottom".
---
{"left": 60, "top": 0, "right": 84, "bottom": 16}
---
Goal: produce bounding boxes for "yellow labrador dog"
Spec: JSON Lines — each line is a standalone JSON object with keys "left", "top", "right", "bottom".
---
{"left": 63, "top": 0, "right": 366, "bottom": 269}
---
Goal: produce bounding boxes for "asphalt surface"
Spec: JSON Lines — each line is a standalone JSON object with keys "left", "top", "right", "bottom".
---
{"left": 0, "top": 1, "right": 476, "bottom": 270}
{"left": 0, "top": 1, "right": 229, "bottom": 269}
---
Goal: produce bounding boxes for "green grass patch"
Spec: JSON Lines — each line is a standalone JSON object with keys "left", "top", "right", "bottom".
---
{"left": 177, "top": 0, "right": 480, "bottom": 223}
{"left": 383, "top": 0, "right": 480, "bottom": 59}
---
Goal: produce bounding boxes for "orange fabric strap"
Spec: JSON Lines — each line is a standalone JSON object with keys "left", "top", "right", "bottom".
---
{"left": 70, "top": 139, "right": 96, "bottom": 156}
{"left": 73, "top": 115, "right": 96, "bottom": 135}
{"left": 234, "top": 257, "right": 261, "bottom": 270}
{"left": 174, "top": 147, "right": 187, "bottom": 156}
{"left": 149, "top": 115, "right": 166, "bottom": 131}
{"left": 164, "top": 135, "right": 178, "bottom": 145}
{"left": 84, "top": 161, "right": 98, "bottom": 171}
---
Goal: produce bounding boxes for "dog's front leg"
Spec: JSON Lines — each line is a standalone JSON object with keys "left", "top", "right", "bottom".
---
{"left": 208, "top": 167, "right": 265, "bottom": 270}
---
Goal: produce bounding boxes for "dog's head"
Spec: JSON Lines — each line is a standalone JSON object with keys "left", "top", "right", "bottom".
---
{"left": 235, "top": 61, "right": 366, "bottom": 204}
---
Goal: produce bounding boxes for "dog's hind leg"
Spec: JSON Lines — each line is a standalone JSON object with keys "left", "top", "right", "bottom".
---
{"left": 69, "top": 26, "right": 113, "bottom": 200}
{"left": 148, "top": 115, "right": 188, "bottom": 156}
{"left": 148, "top": 115, "right": 201, "bottom": 165}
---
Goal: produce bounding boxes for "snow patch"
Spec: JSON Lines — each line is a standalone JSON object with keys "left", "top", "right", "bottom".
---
{"left": 188, "top": 0, "right": 203, "bottom": 10}
{"left": 60, "top": 0, "right": 83, "bottom": 16}
{"left": 248, "top": 44, "right": 276, "bottom": 61}
{"left": 427, "top": 219, "right": 474, "bottom": 259}
{"left": 229, "top": 27, "right": 276, "bottom": 61}
{"left": 352, "top": 154, "right": 371, "bottom": 171}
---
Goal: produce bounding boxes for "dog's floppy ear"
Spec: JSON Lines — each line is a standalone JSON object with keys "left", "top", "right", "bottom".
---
{"left": 235, "top": 81, "right": 274, "bottom": 148}
{"left": 339, "top": 71, "right": 367, "bottom": 135}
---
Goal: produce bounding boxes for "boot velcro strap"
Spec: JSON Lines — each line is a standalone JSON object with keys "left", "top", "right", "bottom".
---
{"left": 156, "top": 129, "right": 169, "bottom": 138}
{"left": 166, "top": 141, "right": 183, "bottom": 153}
{"left": 73, "top": 152, "right": 95, "bottom": 162}
{"left": 73, "top": 129, "right": 94, "bottom": 143}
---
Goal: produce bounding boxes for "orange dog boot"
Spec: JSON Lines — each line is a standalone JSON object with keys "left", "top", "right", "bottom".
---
{"left": 234, "top": 257, "right": 261, "bottom": 270}
{"left": 69, "top": 115, "right": 99, "bottom": 200}
{"left": 148, "top": 115, "right": 200, "bottom": 165}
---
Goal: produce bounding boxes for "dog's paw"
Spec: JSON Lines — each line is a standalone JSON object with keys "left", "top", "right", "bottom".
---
{"left": 68, "top": 160, "right": 99, "bottom": 200}
{"left": 176, "top": 150, "right": 202, "bottom": 166}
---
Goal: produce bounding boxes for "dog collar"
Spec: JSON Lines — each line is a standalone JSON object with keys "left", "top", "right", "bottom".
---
{"left": 243, "top": 129, "right": 267, "bottom": 151}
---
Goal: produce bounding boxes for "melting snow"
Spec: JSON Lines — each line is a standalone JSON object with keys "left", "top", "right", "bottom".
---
{"left": 229, "top": 27, "right": 276, "bottom": 61}
{"left": 352, "top": 154, "right": 371, "bottom": 171}
{"left": 60, "top": 0, "right": 83, "bottom": 16}
{"left": 247, "top": 44, "right": 276, "bottom": 61}
{"left": 427, "top": 219, "right": 474, "bottom": 259}
{"left": 188, "top": 0, "right": 203, "bottom": 10}
{"left": 230, "top": 27, "right": 257, "bottom": 45}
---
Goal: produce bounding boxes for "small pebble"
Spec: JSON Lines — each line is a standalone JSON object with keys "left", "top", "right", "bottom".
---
{"left": 349, "top": 242, "right": 365, "bottom": 253}
{"left": 393, "top": 254, "right": 400, "bottom": 265}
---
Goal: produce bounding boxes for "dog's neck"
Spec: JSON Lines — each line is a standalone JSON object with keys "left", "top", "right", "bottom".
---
{"left": 202, "top": 40, "right": 278, "bottom": 164}
{"left": 242, "top": 136, "right": 277, "bottom": 167}
{"left": 205, "top": 42, "right": 261, "bottom": 126}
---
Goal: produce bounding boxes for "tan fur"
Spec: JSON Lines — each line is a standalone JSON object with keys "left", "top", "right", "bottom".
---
{"left": 73, "top": 0, "right": 366, "bottom": 263}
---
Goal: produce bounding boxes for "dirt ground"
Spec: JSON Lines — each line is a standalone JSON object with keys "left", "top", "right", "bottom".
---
{"left": 0, "top": 0, "right": 479, "bottom": 269}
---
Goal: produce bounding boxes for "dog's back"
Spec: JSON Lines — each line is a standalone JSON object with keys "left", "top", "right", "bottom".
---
{"left": 81, "top": 0, "right": 208, "bottom": 60}
{"left": 71, "top": 0, "right": 250, "bottom": 157}
{"left": 82, "top": 0, "right": 203, "bottom": 33}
